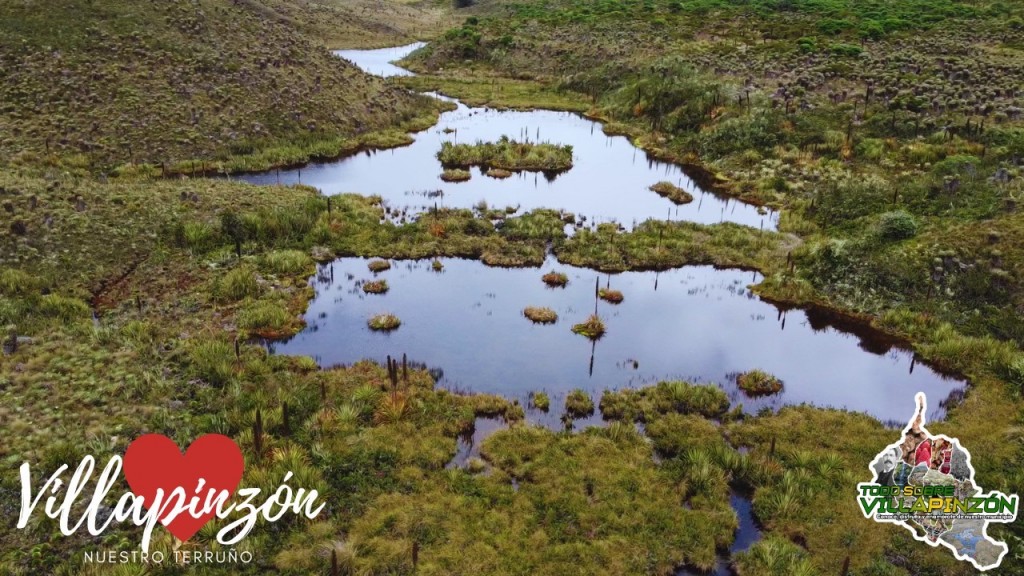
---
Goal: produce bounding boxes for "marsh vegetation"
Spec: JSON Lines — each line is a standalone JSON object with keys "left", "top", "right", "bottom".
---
{"left": 368, "top": 313, "right": 402, "bottom": 331}
{"left": 571, "top": 314, "right": 606, "bottom": 340}
{"left": 736, "top": 369, "right": 784, "bottom": 396}
{"left": 3, "top": 2, "right": 1024, "bottom": 574}
{"left": 437, "top": 135, "right": 573, "bottom": 172}
{"left": 523, "top": 306, "right": 558, "bottom": 323}
{"left": 649, "top": 181, "right": 694, "bottom": 205}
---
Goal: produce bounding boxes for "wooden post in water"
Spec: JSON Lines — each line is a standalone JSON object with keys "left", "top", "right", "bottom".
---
{"left": 594, "top": 276, "right": 599, "bottom": 315}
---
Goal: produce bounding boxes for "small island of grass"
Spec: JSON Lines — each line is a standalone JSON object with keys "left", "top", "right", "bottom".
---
{"left": 438, "top": 135, "right": 573, "bottom": 173}
{"left": 486, "top": 168, "right": 513, "bottom": 179}
{"left": 368, "top": 259, "right": 391, "bottom": 273}
{"left": 440, "top": 168, "right": 471, "bottom": 182}
{"left": 542, "top": 271, "right": 569, "bottom": 287}
{"left": 649, "top": 181, "right": 694, "bottom": 205}
{"left": 571, "top": 314, "right": 606, "bottom": 340}
{"left": 524, "top": 306, "right": 558, "bottom": 324}
{"left": 565, "top": 388, "right": 595, "bottom": 418}
{"left": 368, "top": 313, "right": 401, "bottom": 331}
{"left": 736, "top": 369, "right": 783, "bottom": 396}
{"left": 362, "top": 280, "right": 389, "bottom": 294}
{"left": 599, "top": 288, "right": 624, "bottom": 304}
{"left": 531, "top": 391, "right": 551, "bottom": 411}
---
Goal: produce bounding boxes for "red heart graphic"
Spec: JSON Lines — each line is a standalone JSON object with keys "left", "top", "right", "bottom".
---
{"left": 123, "top": 434, "right": 245, "bottom": 542}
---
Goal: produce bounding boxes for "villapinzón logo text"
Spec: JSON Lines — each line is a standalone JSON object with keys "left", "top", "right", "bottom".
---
{"left": 857, "top": 393, "right": 1018, "bottom": 571}
{"left": 16, "top": 433, "right": 324, "bottom": 562}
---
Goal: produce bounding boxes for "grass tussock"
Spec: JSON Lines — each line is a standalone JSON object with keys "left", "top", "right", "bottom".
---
{"left": 486, "top": 168, "right": 513, "bottom": 179}
{"left": 541, "top": 271, "right": 569, "bottom": 287}
{"left": 361, "top": 280, "right": 389, "bottom": 295}
{"left": 736, "top": 370, "right": 784, "bottom": 396}
{"left": 367, "top": 313, "right": 401, "bottom": 331}
{"left": 598, "top": 288, "right": 624, "bottom": 304}
{"left": 571, "top": 314, "right": 606, "bottom": 340}
{"left": 564, "top": 388, "right": 595, "bottom": 418}
{"left": 440, "top": 168, "right": 471, "bottom": 182}
{"left": 212, "top": 267, "right": 262, "bottom": 303}
{"left": 237, "top": 300, "right": 296, "bottom": 338}
{"left": 523, "top": 306, "right": 558, "bottom": 324}
{"left": 649, "top": 181, "right": 694, "bottom": 205}
{"left": 367, "top": 259, "right": 391, "bottom": 273}
{"left": 530, "top": 391, "right": 550, "bottom": 411}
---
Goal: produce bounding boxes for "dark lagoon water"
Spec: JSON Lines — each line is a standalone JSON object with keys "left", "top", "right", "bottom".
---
{"left": 269, "top": 257, "right": 960, "bottom": 424}
{"left": 241, "top": 44, "right": 777, "bottom": 231}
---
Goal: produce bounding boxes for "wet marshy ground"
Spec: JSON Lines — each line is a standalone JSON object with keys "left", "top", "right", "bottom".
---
{"left": 245, "top": 43, "right": 969, "bottom": 571}
{"left": 269, "top": 256, "right": 961, "bottom": 425}
{"left": 240, "top": 44, "right": 777, "bottom": 231}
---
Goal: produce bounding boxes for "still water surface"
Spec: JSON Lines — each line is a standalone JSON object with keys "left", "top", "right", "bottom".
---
{"left": 270, "top": 257, "right": 960, "bottom": 424}
{"left": 241, "top": 44, "right": 777, "bottom": 231}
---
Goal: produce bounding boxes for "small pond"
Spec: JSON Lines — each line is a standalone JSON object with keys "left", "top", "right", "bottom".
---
{"left": 240, "top": 43, "right": 777, "bottom": 231}
{"left": 268, "top": 257, "right": 961, "bottom": 425}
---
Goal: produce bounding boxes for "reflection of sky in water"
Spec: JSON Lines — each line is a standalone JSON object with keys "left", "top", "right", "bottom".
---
{"left": 241, "top": 44, "right": 777, "bottom": 231}
{"left": 270, "top": 257, "right": 961, "bottom": 424}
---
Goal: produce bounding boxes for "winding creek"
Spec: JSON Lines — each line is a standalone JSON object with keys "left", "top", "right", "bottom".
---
{"left": 246, "top": 42, "right": 965, "bottom": 572}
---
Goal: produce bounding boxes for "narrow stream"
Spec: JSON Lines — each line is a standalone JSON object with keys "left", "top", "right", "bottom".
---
{"left": 240, "top": 43, "right": 777, "bottom": 231}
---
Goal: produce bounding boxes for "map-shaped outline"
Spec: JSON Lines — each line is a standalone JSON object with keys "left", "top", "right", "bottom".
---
{"left": 857, "top": 392, "right": 1018, "bottom": 571}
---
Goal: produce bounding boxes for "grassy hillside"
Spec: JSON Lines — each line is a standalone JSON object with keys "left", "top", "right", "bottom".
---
{"left": 0, "top": 0, "right": 441, "bottom": 172}
{"left": 260, "top": 0, "right": 455, "bottom": 48}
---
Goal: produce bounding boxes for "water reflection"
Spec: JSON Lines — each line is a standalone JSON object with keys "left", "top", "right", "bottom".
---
{"left": 240, "top": 43, "right": 777, "bottom": 231}
{"left": 269, "top": 257, "right": 961, "bottom": 424}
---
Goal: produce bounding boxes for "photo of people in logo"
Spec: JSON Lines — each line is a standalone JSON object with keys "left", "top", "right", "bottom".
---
{"left": 872, "top": 401, "right": 971, "bottom": 490}
{"left": 865, "top": 394, "right": 1012, "bottom": 570}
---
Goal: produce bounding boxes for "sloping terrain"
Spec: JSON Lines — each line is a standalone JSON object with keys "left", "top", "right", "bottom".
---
{"left": 0, "top": 0, "right": 436, "bottom": 171}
